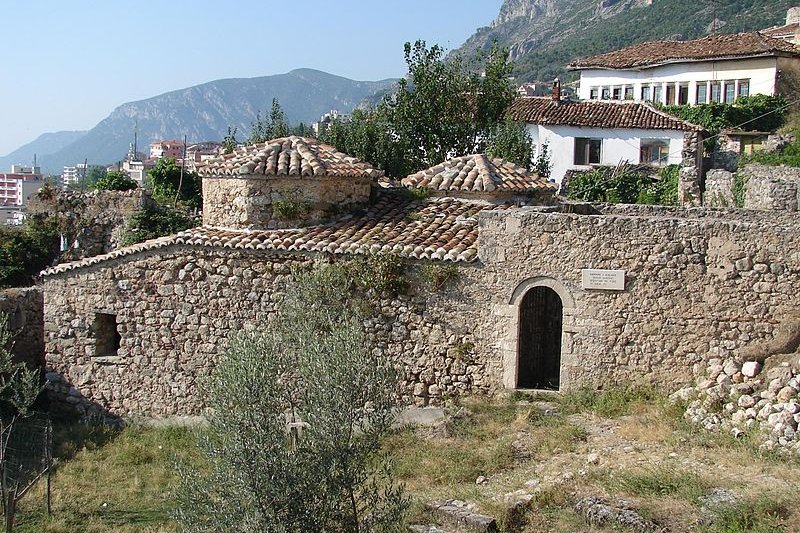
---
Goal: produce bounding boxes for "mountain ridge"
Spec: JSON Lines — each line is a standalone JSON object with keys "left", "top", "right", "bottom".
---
{"left": 11, "top": 68, "right": 396, "bottom": 174}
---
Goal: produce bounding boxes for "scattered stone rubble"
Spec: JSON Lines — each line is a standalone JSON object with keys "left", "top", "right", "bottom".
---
{"left": 574, "top": 496, "right": 659, "bottom": 533}
{"left": 673, "top": 348, "right": 800, "bottom": 455}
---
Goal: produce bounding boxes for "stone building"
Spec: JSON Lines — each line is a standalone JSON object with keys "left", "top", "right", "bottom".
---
{"left": 41, "top": 136, "right": 800, "bottom": 419}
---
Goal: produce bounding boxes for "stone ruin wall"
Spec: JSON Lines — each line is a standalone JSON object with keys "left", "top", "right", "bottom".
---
{"left": 43, "top": 249, "right": 496, "bottom": 418}
{"left": 0, "top": 287, "right": 44, "bottom": 371}
{"left": 704, "top": 163, "right": 800, "bottom": 211}
{"left": 203, "top": 177, "right": 372, "bottom": 229}
{"left": 477, "top": 206, "right": 800, "bottom": 390}
{"left": 42, "top": 203, "right": 800, "bottom": 419}
{"left": 27, "top": 188, "right": 155, "bottom": 260}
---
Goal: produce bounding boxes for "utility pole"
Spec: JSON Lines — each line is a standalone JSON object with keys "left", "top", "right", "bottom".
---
{"left": 175, "top": 135, "right": 187, "bottom": 206}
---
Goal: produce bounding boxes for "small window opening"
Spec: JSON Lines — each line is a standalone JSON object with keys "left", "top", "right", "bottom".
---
{"left": 94, "top": 313, "right": 121, "bottom": 357}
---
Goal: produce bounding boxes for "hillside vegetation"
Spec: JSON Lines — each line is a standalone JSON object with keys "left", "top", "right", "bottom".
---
{"left": 456, "top": 0, "right": 796, "bottom": 83}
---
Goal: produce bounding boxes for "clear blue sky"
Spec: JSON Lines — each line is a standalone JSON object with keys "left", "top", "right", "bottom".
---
{"left": 0, "top": 0, "right": 503, "bottom": 156}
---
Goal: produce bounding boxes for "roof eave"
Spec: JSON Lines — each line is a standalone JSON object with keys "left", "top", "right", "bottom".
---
{"left": 572, "top": 52, "right": 792, "bottom": 71}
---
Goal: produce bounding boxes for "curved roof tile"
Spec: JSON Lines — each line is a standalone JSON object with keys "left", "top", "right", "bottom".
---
{"left": 402, "top": 154, "right": 557, "bottom": 193}
{"left": 196, "top": 135, "right": 383, "bottom": 179}
{"left": 42, "top": 193, "right": 512, "bottom": 276}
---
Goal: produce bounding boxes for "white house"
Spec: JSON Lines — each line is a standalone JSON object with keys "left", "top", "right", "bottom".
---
{"left": 569, "top": 32, "right": 800, "bottom": 106}
{"left": 508, "top": 94, "right": 703, "bottom": 184}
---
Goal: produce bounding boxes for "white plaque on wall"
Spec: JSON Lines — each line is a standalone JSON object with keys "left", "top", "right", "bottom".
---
{"left": 581, "top": 269, "right": 626, "bottom": 291}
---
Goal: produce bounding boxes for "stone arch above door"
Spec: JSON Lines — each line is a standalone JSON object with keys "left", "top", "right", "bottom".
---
{"left": 502, "top": 276, "right": 576, "bottom": 390}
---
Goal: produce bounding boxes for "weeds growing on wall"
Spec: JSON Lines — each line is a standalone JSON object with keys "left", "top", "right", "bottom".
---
{"left": 272, "top": 194, "right": 312, "bottom": 221}
{"left": 733, "top": 172, "right": 749, "bottom": 208}
{"left": 421, "top": 263, "right": 460, "bottom": 292}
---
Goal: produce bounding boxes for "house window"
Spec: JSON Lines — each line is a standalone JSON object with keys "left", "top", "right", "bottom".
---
{"left": 710, "top": 82, "right": 722, "bottom": 102}
{"left": 624, "top": 85, "right": 634, "bottom": 100}
{"left": 612, "top": 87, "right": 622, "bottom": 100}
{"left": 640, "top": 139, "right": 670, "bottom": 166}
{"left": 696, "top": 83, "right": 708, "bottom": 104}
{"left": 641, "top": 86, "right": 651, "bottom": 101}
{"left": 738, "top": 79, "right": 750, "bottom": 98}
{"left": 590, "top": 87, "right": 599, "bottom": 100}
{"left": 574, "top": 138, "right": 602, "bottom": 165}
{"left": 724, "top": 81, "right": 736, "bottom": 103}
{"left": 601, "top": 87, "right": 610, "bottom": 99}
{"left": 94, "top": 313, "right": 121, "bottom": 357}
{"left": 653, "top": 85, "right": 663, "bottom": 103}
{"left": 678, "top": 83, "right": 689, "bottom": 105}
{"left": 666, "top": 84, "right": 675, "bottom": 105}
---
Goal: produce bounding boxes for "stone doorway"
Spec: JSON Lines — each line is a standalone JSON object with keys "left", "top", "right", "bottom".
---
{"left": 517, "top": 286, "right": 563, "bottom": 390}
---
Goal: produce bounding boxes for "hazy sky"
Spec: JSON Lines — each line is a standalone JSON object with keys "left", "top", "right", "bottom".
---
{"left": 0, "top": 0, "right": 503, "bottom": 156}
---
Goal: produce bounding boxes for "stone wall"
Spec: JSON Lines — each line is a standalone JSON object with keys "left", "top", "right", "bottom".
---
{"left": 703, "top": 169, "right": 737, "bottom": 208}
{"left": 477, "top": 206, "right": 799, "bottom": 390}
{"left": 203, "top": 176, "right": 372, "bottom": 229}
{"left": 740, "top": 164, "right": 800, "bottom": 211}
{"left": 28, "top": 188, "right": 155, "bottom": 260}
{"left": 678, "top": 131, "right": 703, "bottom": 207}
{"left": 43, "top": 203, "right": 800, "bottom": 419}
{"left": 43, "top": 250, "right": 494, "bottom": 417}
{"left": 0, "top": 287, "right": 44, "bottom": 370}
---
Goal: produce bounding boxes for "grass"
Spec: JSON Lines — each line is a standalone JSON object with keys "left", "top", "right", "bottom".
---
{"left": 16, "top": 420, "right": 202, "bottom": 533}
{"left": 11, "top": 391, "right": 800, "bottom": 532}
{"left": 556, "top": 385, "right": 661, "bottom": 418}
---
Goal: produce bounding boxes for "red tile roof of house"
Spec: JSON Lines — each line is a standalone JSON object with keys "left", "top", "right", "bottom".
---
{"left": 402, "top": 154, "right": 557, "bottom": 193}
{"left": 42, "top": 192, "right": 514, "bottom": 276}
{"left": 196, "top": 136, "right": 383, "bottom": 179}
{"left": 508, "top": 97, "right": 702, "bottom": 131}
{"left": 760, "top": 24, "right": 799, "bottom": 40}
{"left": 569, "top": 32, "right": 800, "bottom": 70}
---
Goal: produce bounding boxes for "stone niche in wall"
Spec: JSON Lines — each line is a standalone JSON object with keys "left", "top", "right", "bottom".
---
{"left": 198, "top": 136, "right": 382, "bottom": 230}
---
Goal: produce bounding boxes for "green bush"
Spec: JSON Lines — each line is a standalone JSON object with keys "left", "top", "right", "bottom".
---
{"left": 662, "top": 95, "right": 787, "bottom": 135}
{"left": 121, "top": 205, "right": 198, "bottom": 246}
{"left": 0, "top": 218, "right": 59, "bottom": 287}
{"left": 95, "top": 171, "right": 137, "bottom": 191}
{"left": 568, "top": 164, "right": 679, "bottom": 205}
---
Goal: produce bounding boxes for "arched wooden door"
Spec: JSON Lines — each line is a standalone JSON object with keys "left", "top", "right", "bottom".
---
{"left": 517, "top": 286, "right": 563, "bottom": 390}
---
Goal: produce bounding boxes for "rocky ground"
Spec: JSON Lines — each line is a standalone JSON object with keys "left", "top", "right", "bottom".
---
{"left": 397, "top": 390, "right": 800, "bottom": 532}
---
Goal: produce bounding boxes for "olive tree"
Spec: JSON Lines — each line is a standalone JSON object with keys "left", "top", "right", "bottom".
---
{"left": 176, "top": 260, "right": 408, "bottom": 532}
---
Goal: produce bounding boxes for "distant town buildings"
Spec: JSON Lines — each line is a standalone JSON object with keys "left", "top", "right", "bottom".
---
{"left": 149, "top": 139, "right": 186, "bottom": 160}
{"left": 312, "top": 110, "right": 350, "bottom": 136}
{"left": 61, "top": 163, "right": 88, "bottom": 188}
{"left": 0, "top": 164, "right": 44, "bottom": 224}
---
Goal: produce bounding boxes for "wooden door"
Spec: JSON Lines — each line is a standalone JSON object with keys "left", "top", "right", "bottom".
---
{"left": 517, "top": 286, "right": 563, "bottom": 390}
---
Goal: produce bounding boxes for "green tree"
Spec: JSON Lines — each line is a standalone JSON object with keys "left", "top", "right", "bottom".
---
{"left": 323, "top": 41, "right": 515, "bottom": 177}
{"left": 95, "top": 171, "right": 137, "bottom": 191}
{"left": 486, "top": 120, "right": 534, "bottom": 170}
{"left": 0, "top": 217, "right": 58, "bottom": 288}
{"left": 222, "top": 126, "right": 238, "bottom": 154}
{"left": 248, "top": 98, "right": 291, "bottom": 144}
{"left": 147, "top": 158, "right": 202, "bottom": 209}
{"left": 176, "top": 260, "right": 408, "bottom": 532}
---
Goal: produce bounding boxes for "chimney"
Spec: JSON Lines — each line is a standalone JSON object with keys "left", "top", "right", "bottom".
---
{"left": 552, "top": 78, "right": 561, "bottom": 102}
{"left": 787, "top": 6, "right": 800, "bottom": 25}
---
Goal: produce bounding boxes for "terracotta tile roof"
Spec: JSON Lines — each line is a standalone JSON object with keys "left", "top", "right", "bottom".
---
{"left": 42, "top": 193, "right": 513, "bottom": 276}
{"left": 761, "top": 24, "right": 800, "bottom": 42}
{"left": 402, "top": 154, "right": 557, "bottom": 193}
{"left": 508, "top": 97, "right": 702, "bottom": 131}
{"left": 196, "top": 135, "right": 383, "bottom": 179}
{"left": 569, "top": 32, "right": 800, "bottom": 70}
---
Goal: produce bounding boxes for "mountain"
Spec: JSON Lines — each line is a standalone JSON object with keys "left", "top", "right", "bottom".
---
{"left": 0, "top": 130, "right": 87, "bottom": 173}
{"left": 29, "top": 69, "right": 396, "bottom": 174}
{"left": 455, "top": 0, "right": 796, "bottom": 84}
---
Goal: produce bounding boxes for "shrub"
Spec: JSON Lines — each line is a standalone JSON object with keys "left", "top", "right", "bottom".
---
{"left": 121, "top": 205, "right": 198, "bottom": 246}
{"left": 568, "top": 164, "right": 679, "bottom": 205}
{"left": 176, "top": 261, "right": 408, "bottom": 531}
{"left": 95, "top": 171, "right": 137, "bottom": 191}
{"left": 272, "top": 195, "right": 311, "bottom": 221}
{"left": 421, "top": 263, "right": 460, "bottom": 291}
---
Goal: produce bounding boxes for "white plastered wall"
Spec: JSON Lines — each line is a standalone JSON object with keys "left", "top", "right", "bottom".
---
{"left": 576, "top": 57, "right": 780, "bottom": 103}
{"left": 528, "top": 124, "right": 685, "bottom": 184}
